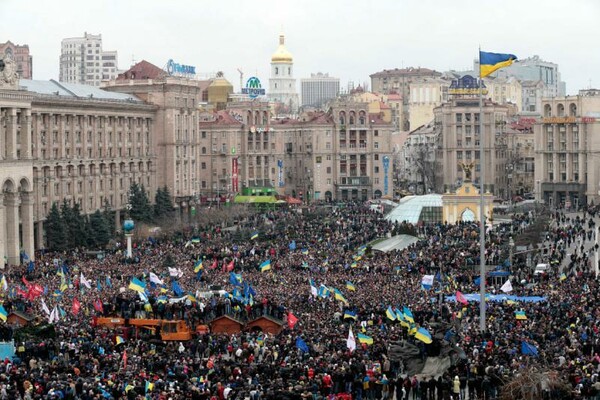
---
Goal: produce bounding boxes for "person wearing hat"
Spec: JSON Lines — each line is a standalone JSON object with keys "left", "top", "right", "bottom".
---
{"left": 452, "top": 375, "right": 460, "bottom": 399}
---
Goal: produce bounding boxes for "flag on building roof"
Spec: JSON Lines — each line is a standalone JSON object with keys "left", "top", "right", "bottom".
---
{"left": 480, "top": 51, "right": 518, "bottom": 77}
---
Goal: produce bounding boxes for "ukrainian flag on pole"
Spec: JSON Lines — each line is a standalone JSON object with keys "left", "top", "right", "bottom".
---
{"left": 128, "top": 277, "right": 146, "bottom": 293}
{"left": 480, "top": 51, "right": 517, "bottom": 77}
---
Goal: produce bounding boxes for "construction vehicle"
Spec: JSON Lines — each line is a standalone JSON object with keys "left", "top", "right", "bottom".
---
{"left": 94, "top": 317, "right": 209, "bottom": 341}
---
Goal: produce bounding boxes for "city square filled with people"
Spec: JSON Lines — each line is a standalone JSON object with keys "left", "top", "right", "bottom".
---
{"left": 0, "top": 202, "right": 599, "bottom": 400}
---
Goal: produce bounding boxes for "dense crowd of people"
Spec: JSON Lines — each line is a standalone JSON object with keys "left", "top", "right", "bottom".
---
{"left": 0, "top": 202, "right": 599, "bottom": 399}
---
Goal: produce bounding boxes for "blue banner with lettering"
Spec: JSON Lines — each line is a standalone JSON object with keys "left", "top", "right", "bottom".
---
{"left": 277, "top": 159, "right": 284, "bottom": 187}
{"left": 382, "top": 156, "right": 390, "bottom": 195}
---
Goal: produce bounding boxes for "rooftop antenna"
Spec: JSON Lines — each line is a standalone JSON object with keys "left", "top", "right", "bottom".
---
{"left": 131, "top": 54, "right": 136, "bottom": 67}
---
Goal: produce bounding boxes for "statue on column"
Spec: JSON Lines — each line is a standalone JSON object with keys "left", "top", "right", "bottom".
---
{"left": 458, "top": 161, "right": 475, "bottom": 182}
{"left": 0, "top": 54, "right": 18, "bottom": 89}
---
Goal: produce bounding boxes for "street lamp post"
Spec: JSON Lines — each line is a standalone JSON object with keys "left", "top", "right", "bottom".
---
{"left": 509, "top": 236, "right": 515, "bottom": 269}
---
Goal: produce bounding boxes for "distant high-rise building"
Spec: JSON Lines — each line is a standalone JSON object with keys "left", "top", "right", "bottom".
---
{"left": 0, "top": 41, "right": 32, "bottom": 79}
{"left": 59, "top": 32, "right": 118, "bottom": 86}
{"left": 269, "top": 34, "right": 299, "bottom": 115}
{"left": 301, "top": 73, "right": 339, "bottom": 108}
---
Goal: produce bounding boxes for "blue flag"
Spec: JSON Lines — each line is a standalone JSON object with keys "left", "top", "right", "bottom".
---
{"left": 289, "top": 241, "right": 297, "bottom": 250}
{"left": 27, "top": 261, "right": 35, "bottom": 273}
{"left": 229, "top": 272, "right": 243, "bottom": 287}
{"left": 296, "top": 336, "right": 309, "bottom": 353}
{"left": 172, "top": 281, "right": 184, "bottom": 297}
{"left": 105, "top": 276, "right": 112, "bottom": 288}
{"left": 196, "top": 270, "right": 203, "bottom": 281}
{"left": 96, "top": 280, "right": 102, "bottom": 292}
{"left": 521, "top": 341, "right": 539, "bottom": 357}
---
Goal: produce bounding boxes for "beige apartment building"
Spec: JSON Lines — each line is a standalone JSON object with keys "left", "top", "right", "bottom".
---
{"left": 534, "top": 90, "right": 600, "bottom": 207}
{"left": 0, "top": 71, "right": 155, "bottom": 267}
{"left": 434, "top": 81, "right": 517, "bottom": 196}
{"left": 102, "top": 61, "right": 213, "bottom": 217}
{"left": 195, "top": 99, "right": 394, "bottom": 202}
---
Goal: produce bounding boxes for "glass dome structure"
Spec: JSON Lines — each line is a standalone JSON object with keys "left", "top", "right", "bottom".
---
{"left": 385, "top": 194, "right": 444, "bottom": 224}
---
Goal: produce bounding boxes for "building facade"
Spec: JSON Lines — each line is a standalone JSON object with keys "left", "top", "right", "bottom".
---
{"left": 194, "top": 100, "right": 394, "bottom": 202}
{"left": 0, "top": 41, "right": 33, "bottom": 79}
{"left": 300, "top": 73, "right": 339, "bottom": 109}
{"left": 59, "top": 32, "right": 119, "bottom": 86}
{"left": 398, "top": 122, "right": 437, "bottom": 195}
{"left": 434, "top": 76, "right": 517, "bottom": 196}
{"left": 268, "top": 34, "right": 299, "bottom": 115}
{"left": 0, "top": 72, "right": 155, "bottom": 267}
{"left": 534, "top": 90, "right": 600, "bottom": 207}
{"left": 370, "top": 67, "right": 442, "bottom": 131}
{"left": 103, "top": 66, "right": 211, "bottom": 216}
{"left": 493, "top": 55, "right": 565, "bottom": 97}
{"left": 408, "top": 78, "right": 449, "bottom": 131}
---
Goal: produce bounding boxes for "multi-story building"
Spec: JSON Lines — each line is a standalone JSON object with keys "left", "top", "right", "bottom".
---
{"left": 370, "top": 67, "right": 442, "bottom": 131}
{"left": 59, "top": 32, "right": 119, "bottom": 86}
{"left": 300, "top": 73, "right": 339, "bottom": 109}
{"left": 398, "top": 122, "right": 437, "bottom": 194}
{"left": 269, "top": 34, "right": 299, "bottom": 115}
{"left": 0, "top": 41, "right": 33, "bottom": 79}
{"left": 534, "top": 89, "right": 600, "bottom": 207}
{"left": 485, "top": 76, "right": 522, "bottom": 112}
{"left": 503, "top": 118, "right": 535, "bottom": 199}
{"left": 520, "top": 80, "right": 545, "bottom": 114}
{"left": 408, "top": 78, "right": 450, "bottom": 131}
{"left": 492, "top": 55, "right": 565, "bottom": 97}
{"left": 102, "top": 61, "right": 211, "bottom": 216}
{"left": 0, "top": 73, "right": 155, "bottom": 267}
{"left": 434, "top": 75, "right": 517, "bottom": 195}
{"left": 195, "top": 100, "right": 393, "bottom": 202}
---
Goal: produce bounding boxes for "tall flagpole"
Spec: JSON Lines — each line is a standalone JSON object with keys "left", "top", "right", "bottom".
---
{"left": 478, "top": 47, "right": 486, "bottom": 332}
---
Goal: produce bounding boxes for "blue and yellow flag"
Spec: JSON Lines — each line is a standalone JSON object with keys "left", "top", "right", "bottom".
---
{"left": 194, "top": 260, "right": 203, "bottom": 273}
{"left": 259, "top": 260, "right": 271, "bottom": 272}
{"left": 301, "top": 248, "right": 309, "bottom": 255}
{"left": 346, "top": 281, "right": 356, "bottom": 291}
{"left": 560, "top": 273, "right": 567, "bottom": 282}
{"left": 0, "top": 305, "right": 7, "bottom": 322}
{"left": 415, "top": 327, "right": 433, "bottom": 344}
{"left": 357, "top": 333, "right": 373, "bottom": 345}
{"left": 403, "top": 306, "right": 414, "bottom": 324}
{"left": 333, "top": 288, "right": 349, "bottom": 305}
{"left": 251, "top": 231, "right": 259, "bottom": 240}
{"left": 480, "top": 51, "right": 517, "bottom": 77}
{"left": 386, "top": 306, "right": 396, "bottom": 321}
{"left": 515, "top": 310, "right": 527, "bottom": 320}
{"left": 115, "top": 335, "right": 126, "bottom": 345}
{"left": 344, "top": 310, "right": 357, "bottom": 320}
{"left": 128, "top": 277, "right": 146, "bottom": 293}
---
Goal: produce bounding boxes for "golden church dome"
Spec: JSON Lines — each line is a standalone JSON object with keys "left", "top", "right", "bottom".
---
{"left": 271, "top": 34, "right": 293, "bottom": 63}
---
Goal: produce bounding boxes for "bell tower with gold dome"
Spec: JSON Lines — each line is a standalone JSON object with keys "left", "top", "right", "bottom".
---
{"left": 269, "top": 33, "right": 299, "bottom": 115}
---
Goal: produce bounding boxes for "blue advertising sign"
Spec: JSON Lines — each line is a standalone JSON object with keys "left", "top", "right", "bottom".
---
{"left": 167, "top": 59, "right": 196, "bottom": 76}
{"left": 242, "top": 77, "right": 266, "bottom": 99}
{"left": 382, "top": 156, "right": 390, "bottom": 196}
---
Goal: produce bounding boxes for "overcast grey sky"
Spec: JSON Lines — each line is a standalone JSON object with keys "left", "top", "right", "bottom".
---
{"left": 2, "top": 0, "right": 599, "bottom": 95}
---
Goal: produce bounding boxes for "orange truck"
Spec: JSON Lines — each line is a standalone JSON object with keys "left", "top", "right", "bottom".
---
{"left": 94, "top": 317, "right": 209, "bottom": 341}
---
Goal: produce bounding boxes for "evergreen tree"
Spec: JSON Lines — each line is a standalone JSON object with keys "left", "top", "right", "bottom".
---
{"left": 128, "top": 183, "right": 153, "bottom": 223}
{"left": 102, "top": 199, "right": 115, "bottom": 236}
{"left": 89, "top": 210, "right": 111, "bottom": 248}
{"left": 45, "top": 202, "right": 68, "bottom": 251}
{"left": 69, "top": 202, "right": 89, "bottom": 248}
{"left": 154, "top": 186, "right": 174, "bottom": 219}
